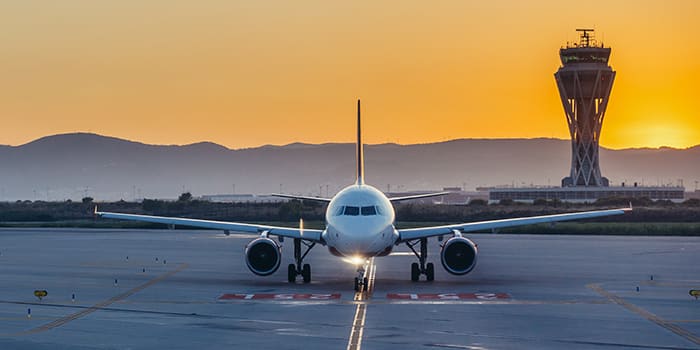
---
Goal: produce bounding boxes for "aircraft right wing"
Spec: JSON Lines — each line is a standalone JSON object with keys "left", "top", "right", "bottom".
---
{"left": 95, "top": 209, "right": 324, "bottom": 242}
{"left": 271, "top": 191, "right": 452, "bottom": 203}
{"left": 397, "top": 206, "right": 631, "bottom": 242}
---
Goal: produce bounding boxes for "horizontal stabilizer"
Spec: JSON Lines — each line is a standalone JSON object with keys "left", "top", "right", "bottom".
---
{"left": 388, "top": 191, "right": 451, "bottom": 202}
{"left": 269, "top": 193, "right": 332, "bottom": 203}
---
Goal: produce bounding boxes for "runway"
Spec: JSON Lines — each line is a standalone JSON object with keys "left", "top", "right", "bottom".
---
{"left": 0, "top": 228, "right": 698, "bottom": 349}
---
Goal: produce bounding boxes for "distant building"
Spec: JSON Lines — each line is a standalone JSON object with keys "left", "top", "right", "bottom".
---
{"left": 489, "top": 186, "right": 685, "bottom": 203}
{"left": 199, "top": 194, "right": 288, "bottom": 203}
{"left": 685, "top": 190, "right": 700, "bottom": 200}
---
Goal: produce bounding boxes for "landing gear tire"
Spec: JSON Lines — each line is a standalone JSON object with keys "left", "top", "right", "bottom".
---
{"left": 287, "top": 263, "right": 297, "bottom": 283}
{"left": 363, "top": 277, "right": 369, "bottom": 289}
{"left": 411, "top": 262, "right": 420, "bottom": 282}
{"left": 354, "top": 277, "right": 361, "bottom": 292}
{"left": 302, "top": 264, "right": 311, "bottom": 283}
{"left": 291, "top": 238, "right": 316, "bottom": 284}
{"left": 426, "top": 262, "right": 435, "bottom": 281}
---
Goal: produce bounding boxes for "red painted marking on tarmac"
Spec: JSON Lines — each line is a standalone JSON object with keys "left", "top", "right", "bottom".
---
{"left": 386, "top": 293, "right": 510, "bottom": 300}
{"left": 218, "top": 293, "right": 341, "bottom": 300}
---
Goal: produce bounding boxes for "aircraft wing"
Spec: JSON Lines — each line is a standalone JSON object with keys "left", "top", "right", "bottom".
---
{"left": 397, "top": 207, "right": 631, "bottom": 242}
{"left": 388, "top": 191, "right": 451, "bottom": 202}
{"left": 95, "top": 210, "right": 324, "bottom": 242}
{"left": 270, "top": 193, "right": 332, "bottom": 203}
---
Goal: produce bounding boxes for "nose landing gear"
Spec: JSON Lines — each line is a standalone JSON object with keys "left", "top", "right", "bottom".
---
{"left": 287, "top": 238, "right": 315, "bottom": 283}
{"left": 354, "top": 264, "right": 369, "bottom": 292}
{"left": 406, "top": 238, "right": 435, "bottom": 282}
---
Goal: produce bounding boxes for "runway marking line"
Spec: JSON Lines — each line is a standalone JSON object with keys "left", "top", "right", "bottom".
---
{"left": 347, "top": 258, "right": 376, "bottom": 350}
{"left": 218, "top": 293, "right": 341, "bottom": 300}
{"left": 588, "top": 283, "right": 700, "bottom": 345}
{"left": 15, "top": 263, "right": 189, "bottom": 336}
{"left": 386, "top": 293, "right": 510, "bottom": 300}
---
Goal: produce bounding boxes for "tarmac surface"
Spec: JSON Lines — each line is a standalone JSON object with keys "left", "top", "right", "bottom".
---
{"left": 0, "top": 228, "right": 699, "bottom": 349}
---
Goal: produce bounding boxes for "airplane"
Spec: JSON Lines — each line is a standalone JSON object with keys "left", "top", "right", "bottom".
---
{"left": 96, "top": 100, "right": 631, "bottom": 291}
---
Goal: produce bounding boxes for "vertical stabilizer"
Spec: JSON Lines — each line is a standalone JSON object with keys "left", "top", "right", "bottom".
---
{"left": 356, "top": 99, "right": 364, "bottom": 185}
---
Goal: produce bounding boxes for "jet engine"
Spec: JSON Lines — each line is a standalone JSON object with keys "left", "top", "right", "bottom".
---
{"left": 440, "top": 236, "right": 478, "bottom": 275}
{"left": 245, "top": 237, "right": 282, "bottom": 276}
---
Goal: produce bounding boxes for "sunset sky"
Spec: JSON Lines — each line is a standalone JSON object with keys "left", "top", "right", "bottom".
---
{"left": 1, "top": 1, "right": 698, "bottom": 149}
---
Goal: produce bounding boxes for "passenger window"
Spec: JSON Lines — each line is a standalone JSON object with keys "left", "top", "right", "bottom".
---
{"left": 361, "top": 206, "right": 377, "bottom": 216}
{"left": 344, "top": 206, "right": 360, "bottom": 216}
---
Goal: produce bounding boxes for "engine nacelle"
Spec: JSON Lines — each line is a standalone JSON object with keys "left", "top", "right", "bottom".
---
{"left": 245, "top": 237, "right": 282, "bottom": 276}
{"left": 440, "top": 236, "right": 478, "bottom": 275}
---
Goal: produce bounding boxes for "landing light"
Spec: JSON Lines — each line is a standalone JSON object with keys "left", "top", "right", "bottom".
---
{"left": 342, "top": 256, "right": 367, "bottom": 265}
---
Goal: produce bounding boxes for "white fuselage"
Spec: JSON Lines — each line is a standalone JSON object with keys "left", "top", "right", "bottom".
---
{"left": 322, "top": 184, "right": 398, "bottom": 258}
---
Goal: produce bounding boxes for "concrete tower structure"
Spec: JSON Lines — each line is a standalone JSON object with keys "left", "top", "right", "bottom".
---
{"left": 555, "top": 29, "right": 615, "bottom": 187}
{"left": 488, "top": 29, "right": 685, "bottom": 203}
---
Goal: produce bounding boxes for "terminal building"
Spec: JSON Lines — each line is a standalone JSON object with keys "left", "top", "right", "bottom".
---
{"left": 489, "top": 29, "right": 684, "bottom": 203}
{"left": 489, "top": 185, "right": 685, "bottom": 203}
{"left": 200, "top": 194, "right": 288, "bottom": 203}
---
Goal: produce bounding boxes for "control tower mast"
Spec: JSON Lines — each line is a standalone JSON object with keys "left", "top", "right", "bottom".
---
{"left": 555, "top": 29, "right": 615, "bottom": 187}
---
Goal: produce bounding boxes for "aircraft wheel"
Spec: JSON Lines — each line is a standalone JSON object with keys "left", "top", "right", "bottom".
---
{"left": 302, "top": 264, "right": 311, "bottom": 283}
{"left": 354, "top": 277, "right": 360, "bottom": 291}
{"left": 426, "top": 262, "right": 435, "bottom": 281}
{"left": 411, "top": 262, "right": 420, "bottom": 282}
{"left": 363, "top": 277, "right": 369, "bottom": 290}
{"left": 287, "top": 264, "right": 297, "bottom": 283}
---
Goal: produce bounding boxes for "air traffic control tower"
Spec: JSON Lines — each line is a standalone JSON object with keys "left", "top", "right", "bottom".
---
{"left": 488, "top": 29, "right": 685, "bottom": 202}
{"left": 555, "top": 29, "right": 614, "bottom": 187}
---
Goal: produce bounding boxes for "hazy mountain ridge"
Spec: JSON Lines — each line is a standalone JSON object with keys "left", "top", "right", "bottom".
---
{"left": 0, "top": 133, "right": 697, "bottom": 201}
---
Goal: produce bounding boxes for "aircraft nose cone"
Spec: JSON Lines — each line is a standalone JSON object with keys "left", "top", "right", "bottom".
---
{"left": 345, "top": 234, "right": 374, "bottom": 252}
{"left": 334, "top": 227, "right": 388, "bottom": 256}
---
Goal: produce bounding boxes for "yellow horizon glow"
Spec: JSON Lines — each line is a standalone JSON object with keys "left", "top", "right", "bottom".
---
{"left": 1, "top": 1, "right": 698, "bottom": 150}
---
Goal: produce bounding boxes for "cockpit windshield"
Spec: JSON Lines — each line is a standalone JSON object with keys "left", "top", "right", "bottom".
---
{"left": 360, "top": 206, "right": 376, "bottom": 215}
{"left": 343, "top": 206, "right": 360, "bottom": 216}
{"left": 335, "top": 205, "right": 381, "bottom": 216}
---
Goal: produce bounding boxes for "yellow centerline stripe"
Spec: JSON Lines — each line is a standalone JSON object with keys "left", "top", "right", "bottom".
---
{"left": 16, "top": 263, "right": 189, "bottom": 336}
{"left": 587, "top": 283, "right": 700, "bottom": 345}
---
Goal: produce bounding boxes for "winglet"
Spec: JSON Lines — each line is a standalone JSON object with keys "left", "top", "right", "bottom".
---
{"left": 356, "top": 99, "right": 364, "bottom": 185}
{"left": 94, "top": 205, "right": 99, "bottom": 216}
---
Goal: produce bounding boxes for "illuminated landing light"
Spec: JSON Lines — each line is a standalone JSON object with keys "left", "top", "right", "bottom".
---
{"left": 342, "top": 256, "right": 368, "bottom": 265}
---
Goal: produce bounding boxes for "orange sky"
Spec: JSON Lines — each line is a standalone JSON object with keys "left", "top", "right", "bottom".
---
{"left": 1, "top": 1, "right": 698, "bottom": 149}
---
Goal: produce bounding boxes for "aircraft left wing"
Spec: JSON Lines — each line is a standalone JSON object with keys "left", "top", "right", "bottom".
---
{"left": 95, "top": 210, "right": 324, "bottom": 242}
{"left": 397, "top": 207, "right": 631, "bottom": 242}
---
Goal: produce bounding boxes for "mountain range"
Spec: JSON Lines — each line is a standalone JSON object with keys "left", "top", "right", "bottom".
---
{"left": 0, "top": 133, "right": 698, "bottom": 201}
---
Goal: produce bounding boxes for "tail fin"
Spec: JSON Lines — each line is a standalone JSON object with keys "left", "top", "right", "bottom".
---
{"left": 356, "top": 99, "right": 364, "bottom": 185}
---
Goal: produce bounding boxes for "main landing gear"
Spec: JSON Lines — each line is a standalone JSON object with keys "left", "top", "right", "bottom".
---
{"left": 287, "top": 238, "right": 315, "bottom": 283}
{"left": 354, "top": 263, "right": 369, "bottom": 292}
{"left": 406, "top": 237, "right": 434, "bottom": 282}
